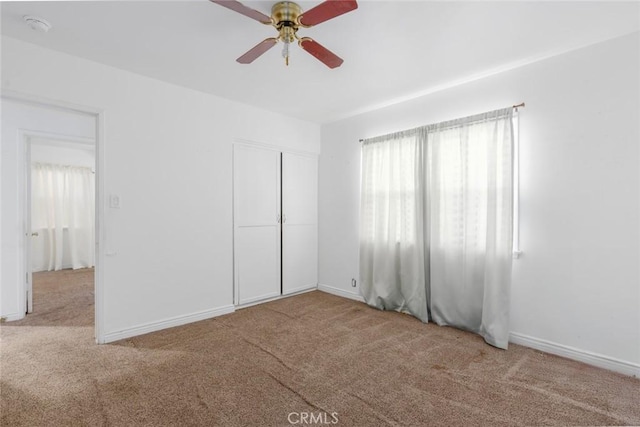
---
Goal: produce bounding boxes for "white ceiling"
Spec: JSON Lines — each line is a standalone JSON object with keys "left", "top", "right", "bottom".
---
{"left": 2, "top": 1, "right": 639, "bottom": 123}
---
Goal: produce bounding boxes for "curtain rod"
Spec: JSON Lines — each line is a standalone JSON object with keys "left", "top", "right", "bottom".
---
{"left": 358, "top": 102, "right": 525, "bottom": 142}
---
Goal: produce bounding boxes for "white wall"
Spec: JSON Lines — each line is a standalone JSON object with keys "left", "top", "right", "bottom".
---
{"left": 31, "top": 139, "right": 95, "bottom": 169}
{"left": 1, "top": 100, "right": 96, "bottom": 319}
{"left": 1, "top": 37, "right": 320, "bottom": 339}
{"left": 319, "top": 33, "right": 640, "bottom": 371}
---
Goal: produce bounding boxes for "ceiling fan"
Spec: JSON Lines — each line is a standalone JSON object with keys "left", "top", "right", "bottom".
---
{"left": 210, "top": 0, "right": 358, "bottom": 68}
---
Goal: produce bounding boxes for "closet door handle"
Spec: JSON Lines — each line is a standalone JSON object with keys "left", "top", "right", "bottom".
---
{"left": 277, "top": 214, "right": 281, "bottom": 223}
{"left": 282, "top": 214, "right": 287, "bottom": 224}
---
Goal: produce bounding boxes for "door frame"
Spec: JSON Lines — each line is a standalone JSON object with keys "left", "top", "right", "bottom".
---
{"left": 22, "top": 131, "right": 96, "bottom": 314}
{"left": 2, "top": 89, "right": 107, "bottom": 344}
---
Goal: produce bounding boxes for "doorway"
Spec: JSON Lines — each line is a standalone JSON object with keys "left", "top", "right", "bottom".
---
{"left": 0, "top": 94, "right": 104, "bottom": 341}
{"left": 25, "top": 136, "right": 96, "bottom": 325}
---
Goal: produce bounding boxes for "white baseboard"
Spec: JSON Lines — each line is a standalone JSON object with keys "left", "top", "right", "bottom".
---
{"left": 1, "top": 312, "right": 26, "bottom": 322}
{"left": 318, "top": 283, "right": 365, "bottom": 303}
{"left": 101, "top": 305, "right": 235, "bottom": 344}
{"left": 509, "top": 332, "right": 639, "bottom": 377}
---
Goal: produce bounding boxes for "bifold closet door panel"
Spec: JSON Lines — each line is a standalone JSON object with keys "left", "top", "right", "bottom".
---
{"left": 282, "top": 225, "right": 318, "bottom": 294}
{"left": 233, "top": 145, "right": 281, "bottom": 305}
{"left": 234, "top": 145, "right": 281, "bottom": 227}
{"left": 235, "top": 227, "right": 281, "bottom": 304}
{"left": 282, "top": 153, "right": 318, "bottom": 294}
{"left": 282, "top": 153, "right": 318, "bottom": 225}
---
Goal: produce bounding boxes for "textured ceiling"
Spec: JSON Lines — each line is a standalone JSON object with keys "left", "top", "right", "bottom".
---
{"left": 2, "top": 1, "right": 639, "bottom": 123}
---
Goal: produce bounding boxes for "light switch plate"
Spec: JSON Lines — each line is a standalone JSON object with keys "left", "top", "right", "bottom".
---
{"left": 109, "top": 194, "right": 121, "bottom": 209}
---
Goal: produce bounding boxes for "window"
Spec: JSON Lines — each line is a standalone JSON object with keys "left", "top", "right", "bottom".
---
{"left": 359, "top": 107, "right": 517, "bottom": 349}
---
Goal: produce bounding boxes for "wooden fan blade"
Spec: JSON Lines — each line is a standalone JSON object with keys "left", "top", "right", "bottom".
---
{"left": 237, "top": 38, "right": 278, "bottom": 64}
{"left": 299, "top": 0, "right": 358, "bottom": 27}
{"left": 299, "top": 38, "right": 344, "bottom": 69}
{"left": 209, "top": 0, "right": 272, "bottom": 24}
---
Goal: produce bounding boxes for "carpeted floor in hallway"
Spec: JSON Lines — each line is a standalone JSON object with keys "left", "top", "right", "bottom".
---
{"left": 1, "top": 269, "right": 639, "bottom": 426}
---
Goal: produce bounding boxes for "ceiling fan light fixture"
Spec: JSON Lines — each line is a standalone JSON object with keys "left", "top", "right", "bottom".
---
{"left": 282, "top": 41, "right": 290, "bottom": 65}
{"left": 279, "top": 23, "right": 296, "bottom": 66}
{"left": 273, "top": 2, "right": 300, "bottom": 66}
{"left": 23, "top": 15, "right": 52, "bottom": 33}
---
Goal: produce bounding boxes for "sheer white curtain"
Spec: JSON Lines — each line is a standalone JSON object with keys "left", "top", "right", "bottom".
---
{"left": 360, "top": 108, "right": 514, "bottom": 348}
{"left": 427, "top": 109, "right": 514, "bottom": 349}
{"left": 32, "top": 163, "right": 95, "bottom": 271}
{"left": 360, "top": 130, "right": 428, "bottom": 322}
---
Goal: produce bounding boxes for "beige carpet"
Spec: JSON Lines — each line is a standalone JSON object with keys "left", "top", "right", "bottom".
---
{"left": 1, "top": 270, "right": 639, "bottom": 426}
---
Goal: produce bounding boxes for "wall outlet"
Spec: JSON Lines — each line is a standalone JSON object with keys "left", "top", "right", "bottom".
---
{"left": 351, "top": 278, "right": 357, "bottom": 288}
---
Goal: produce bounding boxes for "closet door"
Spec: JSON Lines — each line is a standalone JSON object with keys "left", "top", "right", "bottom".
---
{"left": 233, "top": 145, "right": 281, "bottom": 305}
{"left": 282, "top": 153, "right": 318, "bottom": 294}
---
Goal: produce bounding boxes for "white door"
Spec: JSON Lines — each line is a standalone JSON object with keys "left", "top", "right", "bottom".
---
{"left": 233, "top": 145, "right": 281, "bottom": 305}
{"left": 282, "top": 153, "right": 318, "bottom": 294}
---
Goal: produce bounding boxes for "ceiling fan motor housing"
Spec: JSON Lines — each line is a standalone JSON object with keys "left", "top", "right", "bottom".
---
{"left": 272, "top": 1, "right": 302, "bottom": 43}
{"left": 272, "top": 1, "right": 302, "bottom": 26}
